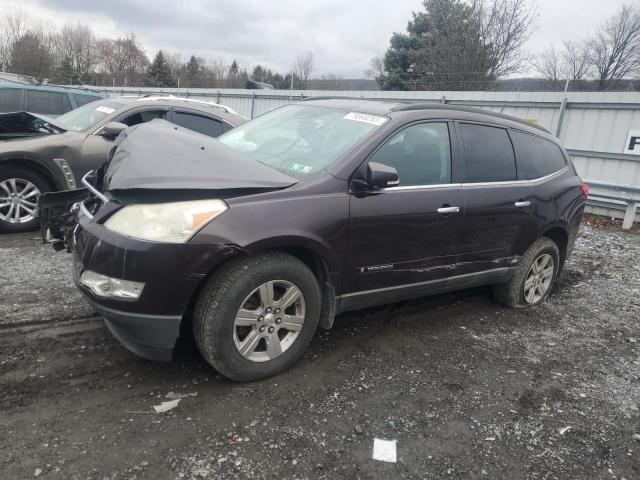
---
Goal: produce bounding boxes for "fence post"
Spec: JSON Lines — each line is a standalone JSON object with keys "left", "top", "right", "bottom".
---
{"left": 555, "top": 97, "right": 568, "bottom": 137}
{"left": 623, "top": 202, "right": 638, "bottom": 230}
{"left": 250, "top": 92, "right": 256, "bottom": 119}
{"left": 216, "top": 91, "right": 221, "bottom": 104}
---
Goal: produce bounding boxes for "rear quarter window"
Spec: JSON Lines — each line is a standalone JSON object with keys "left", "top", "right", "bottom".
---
{"left": 0, "top": 88, "right": 23, "bottom": 112}
{"left": 73, "top": 93, "right": 102, "bottom": 107}
{"left": 511, "top": 130, "right": 566, "bottom": 180}
{"left": 25, "top": 90, "right": 72, "bottom": 115}
{"left": 460, "top": 123, "right": 516, "bottom": 182}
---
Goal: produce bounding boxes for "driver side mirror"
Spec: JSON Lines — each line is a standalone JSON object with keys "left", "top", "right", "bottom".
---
{"left": 101, "top": 121, "right": 128, "bottom": 138}
{"left": 367, "top": 162, "right": 399, "bottom": 189}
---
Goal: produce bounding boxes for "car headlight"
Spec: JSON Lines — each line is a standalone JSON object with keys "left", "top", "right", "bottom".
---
{"left": 103, "top": 199, "right": 228, "bottom": 243}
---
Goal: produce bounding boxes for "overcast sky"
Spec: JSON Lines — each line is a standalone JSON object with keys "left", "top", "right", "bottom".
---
{"left": 0, "top": 0, "right": 634, "bottom": 77}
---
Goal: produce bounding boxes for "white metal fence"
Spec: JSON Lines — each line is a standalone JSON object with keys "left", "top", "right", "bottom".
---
{"left": 99, "top": 87, "right": 640, "bottom": 225}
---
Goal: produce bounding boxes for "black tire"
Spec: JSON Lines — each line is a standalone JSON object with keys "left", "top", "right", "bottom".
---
{"left": 493, "top": 237, "right": 560, "bottom": 308}
{"left": 193, "top": 252, "right": 321, "bottom": 381}
{"left": 0, "top": 166, "right": 51, "bottom": 233}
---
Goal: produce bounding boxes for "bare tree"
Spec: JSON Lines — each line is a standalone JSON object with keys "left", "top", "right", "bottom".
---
{"left": 364, "top": 57, "right": 385, "bottom": 79}
{"left": 561, "top": 41, "right": 592, "bottom": 81}
{"left": 97, "top": 33, "right": 148, "bottom": 86}
{"left": 165, "top": 52, "right": 184, "bottom": 80}
{"left": 56, "top": 23, "right": 97, "bottom": 81}
{"left": 472, "top": 0, "right": 538, "bottom": 79}
{"left": 205, "top": 58, "right": 228, "bottom": 87}
{"left": 0, "top": 6, "right": 31, "bottom": 72}
{"left": 587, "top": 4, "right": 640, "bottom": 90}
{"left": 293, "top": 51, "right": 314, "bottom": 88}
{"left": 534, "top": 45, "right": 563, "bottom": 89}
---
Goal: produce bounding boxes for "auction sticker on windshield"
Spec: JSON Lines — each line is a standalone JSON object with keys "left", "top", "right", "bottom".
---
{"left": 96, "top": 106, "right": 115, "bottom": 114}
{"left": 343, "top": 112, "right": 388, "bottom": 126}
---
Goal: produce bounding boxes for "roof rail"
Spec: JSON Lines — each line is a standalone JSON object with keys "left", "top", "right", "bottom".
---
{"left": 391, "top": 103, "right": 550, "bottom": 133}
{"left": 133, "top": 94, "right": 238, "bottom": 115}
{"left": 302, "top": 95, "right": 393, "bottom": 102}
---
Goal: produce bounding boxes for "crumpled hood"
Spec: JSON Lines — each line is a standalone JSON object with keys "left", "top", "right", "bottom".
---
{"left": 0, "top": 111, "right": 66, "bottom": 139}
{"left": 102, "top": 119, "right": 298, "bottom": 192}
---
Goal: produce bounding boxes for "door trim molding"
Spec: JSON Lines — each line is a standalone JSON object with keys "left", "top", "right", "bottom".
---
{"left": 336, "top": 267, "right": 514, "bottom": 313}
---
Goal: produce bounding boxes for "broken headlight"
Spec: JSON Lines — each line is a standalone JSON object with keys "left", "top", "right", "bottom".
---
{"left": 103, "top": 199, "right": 228, "bottom": 243}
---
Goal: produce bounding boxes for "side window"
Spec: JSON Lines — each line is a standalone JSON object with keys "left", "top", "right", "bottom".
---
{"left": 511, "top": 130, "right": 567, "bottom": 180}
{"left": 25, "top": 90, "right": 70, "bottom": 115}
{"left": 172, "top": 111, "right": 224, "bottom": 137}
{"left": 369, "top": 122, "right": 452, "bottom": 186}
{"left": 73, "top": 93, "right": 101, "bottom": 107}
{"left": 0, "top": 88, "right": 23, "bottom": 112}
{"left": 460, "top": 123, "right": 516, "bottom": 183}
{"left": 120, "top": 109, "right": 167, "bottom": 127}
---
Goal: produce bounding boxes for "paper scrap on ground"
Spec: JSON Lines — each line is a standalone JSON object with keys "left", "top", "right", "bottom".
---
{"left": 166, "top": 392, "right": 198, "bottom": 399}
{"left": 153, "top": 398, "right": 181, "bottom": 413}
{"left": 373, "top": 438, "right": 397, "bottom": 463}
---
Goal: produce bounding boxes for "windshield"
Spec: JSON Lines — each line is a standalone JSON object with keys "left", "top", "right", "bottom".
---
{"left": 218, "top": 105, "right": 388, "bottom": 179}
{"left": 55, "top": 99, "right": 123, "bottom": 132}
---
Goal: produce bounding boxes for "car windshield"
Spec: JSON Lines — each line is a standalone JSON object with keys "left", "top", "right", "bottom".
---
{"left": 55, "top": 99, "right": 123, "bottom": 132}
{"left": 218, "top": 105, "right": 388, "bottom": 179}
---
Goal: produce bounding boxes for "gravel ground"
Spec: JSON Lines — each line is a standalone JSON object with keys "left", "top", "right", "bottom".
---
{"left": 1, "top": 224, "right": 639, "bottom": 479}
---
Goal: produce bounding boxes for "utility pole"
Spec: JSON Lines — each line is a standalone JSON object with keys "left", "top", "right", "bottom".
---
{"left": 289, "top": 74, "right": 294, "bottom": 101}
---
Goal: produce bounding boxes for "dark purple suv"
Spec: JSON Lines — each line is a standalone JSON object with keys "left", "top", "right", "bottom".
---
{"left": 41, "top": 99, "right": 588, "bottom": 381}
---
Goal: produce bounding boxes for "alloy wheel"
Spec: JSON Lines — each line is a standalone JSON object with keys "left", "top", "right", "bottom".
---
{"left": 233, "top": 280, "right": 306, "bottom": 362}
{"left": 0, "top": 178, "right": 41, "bottom": 224}
{"left": 523, "top": 253, "right": 554, "bottom": 304}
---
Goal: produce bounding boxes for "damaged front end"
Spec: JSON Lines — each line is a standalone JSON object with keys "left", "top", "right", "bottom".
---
{"left": 37, "top": 119, "right": 299, "bottom": 361}
{"left": 37, "top": 172, "right": 101, "bottom": 251}
{"left": 0, "top": 111, "right": 65, "bottom": 140}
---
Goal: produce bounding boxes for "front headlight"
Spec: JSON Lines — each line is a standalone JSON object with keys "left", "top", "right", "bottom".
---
{"left": 103, "top": 199, "right": 228, "bottom": 243}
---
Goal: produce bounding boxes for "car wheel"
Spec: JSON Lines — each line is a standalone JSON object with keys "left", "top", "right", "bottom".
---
{"left": 0, "top": 166, "right": 51, "bottom": 233}
{"left": 493, "top": 237, "right": 560, "bottom": 308}
{"left": 193, "top": 252, "right": 321, "bottom": 381}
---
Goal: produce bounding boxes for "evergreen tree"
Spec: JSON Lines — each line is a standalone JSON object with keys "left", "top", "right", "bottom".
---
{"left": 145, "top": 50, "right": 176, "bottom": 87}
{"left": 185, "top": 56, "right": 200, "bottom": 79}
{"left": 53, "top": 55, "right": 81, "bottom": 85}
{"left": 378, "top": 0, "right": 488, "bottom": 91}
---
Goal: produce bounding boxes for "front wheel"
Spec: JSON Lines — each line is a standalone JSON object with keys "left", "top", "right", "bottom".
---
{"left": 0, "top": 166, "right": 51, "bottom": 233}
{"left": 493, "top": 237, "right": 560, "bottom": 308}
{"left": 193, "top": 252, "right": 321, "bottom": 381}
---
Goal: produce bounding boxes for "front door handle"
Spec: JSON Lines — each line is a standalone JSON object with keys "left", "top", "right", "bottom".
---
{"left": 514, "top": 201, "right": 531, "bottom": 208}
{"left": 437, "top": 206, "right": 461, "bottom": 214}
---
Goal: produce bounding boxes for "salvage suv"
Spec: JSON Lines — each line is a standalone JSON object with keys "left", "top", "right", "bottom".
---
{"left": 41, "top": 99, "right": 587, "bottom": 381}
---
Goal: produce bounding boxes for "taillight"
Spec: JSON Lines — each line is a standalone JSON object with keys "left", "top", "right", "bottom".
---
{"left": 579, "top": 182, "right": 589, "bottom": 198}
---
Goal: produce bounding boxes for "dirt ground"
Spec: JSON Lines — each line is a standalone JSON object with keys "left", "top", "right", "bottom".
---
{"left": 1, "top": 222, "right": 639, "bottom": 480}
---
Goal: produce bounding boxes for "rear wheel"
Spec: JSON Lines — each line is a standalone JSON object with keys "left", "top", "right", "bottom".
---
{"left": 193, "top": 252, "right": 321, "bottom": 381}
{"left": 0, "top": 167, "right": 51, "bottom": 233}
{"left": 493, "top": 237, "right": 560, "bottom": 308}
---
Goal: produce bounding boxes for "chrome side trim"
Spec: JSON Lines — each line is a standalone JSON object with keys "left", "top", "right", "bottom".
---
{"left": 463, "top": 167, "right": 568, "bottom": 187}
{"left": 377, "top": 167, "right": 567, "bottom": 192}
{"left": 383, "top": 183, "right": 462, "bottom": 192}
{"left": 81, "top": 171, "right": 108, "bottom": 203}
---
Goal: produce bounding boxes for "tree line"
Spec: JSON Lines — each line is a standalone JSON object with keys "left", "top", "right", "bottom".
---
{"left": 0, "top": 6, "right": 316, "bottom": 89}
{"left": 369, "top": 0, "right": 640, "bottom": 91}
{"left": 534, "top": 4, "right": 640, "bottom": 91}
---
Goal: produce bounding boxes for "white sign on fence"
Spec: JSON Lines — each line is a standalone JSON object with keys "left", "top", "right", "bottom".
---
{"left": 623, "top": 129, "right": 640, "bottom": 155}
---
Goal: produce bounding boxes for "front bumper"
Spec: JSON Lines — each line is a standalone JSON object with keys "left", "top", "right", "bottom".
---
{"left": 85, "top": 296, "right": 181, "bottom": 361}
{"left": 72, "top": 214, "right": 236, "bottom": 361}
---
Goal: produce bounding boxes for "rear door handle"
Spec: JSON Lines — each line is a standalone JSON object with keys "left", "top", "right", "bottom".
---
{"left": 437, "top": 206, "right": 461, "bottom": 214}
{"left": 514, "top": 201, "right": 531, "bottom": 208}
